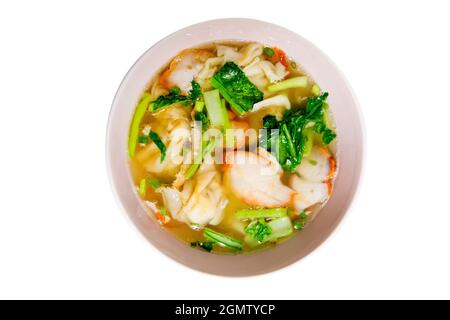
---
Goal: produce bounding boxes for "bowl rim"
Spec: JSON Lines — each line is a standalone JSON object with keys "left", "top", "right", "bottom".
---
{"left": 106, "top": 18, "right": 366, "bottom": 277}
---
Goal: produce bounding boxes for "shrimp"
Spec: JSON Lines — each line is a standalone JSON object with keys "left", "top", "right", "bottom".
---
{"left": 159, "top": 49, "right": 214, "bottom": 95}
{"left": 296, "top": 147, "right": 335, "bottom": 182}
{"left": 290, "top": 146, "right": 337, "bottom": 211}
{"left": 224, "top": 149, "right": 297, "bottom": 208}
{"left": 290, "top": 176, "right": 329, "bottom": 212}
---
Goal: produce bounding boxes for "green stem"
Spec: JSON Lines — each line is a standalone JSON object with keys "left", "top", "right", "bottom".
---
{"left": 128, "top": 93, "right": 151, "bottom": 158}
{"left": 203, "top": 228, "right": 243, "bottom": 251}
{"left": 281, "top": 124, "right": 296, "bottom": 158}
{"left": 236, "top": 208, "right": 288, "bottom": 220}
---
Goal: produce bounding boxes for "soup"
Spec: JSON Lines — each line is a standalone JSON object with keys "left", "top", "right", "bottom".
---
{"left": 128, "top": 42, "right": 337, "bottom": 254}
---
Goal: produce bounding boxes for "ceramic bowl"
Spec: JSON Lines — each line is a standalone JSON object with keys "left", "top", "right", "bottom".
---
{"left": 106, "top": 18, "right": 364, "bottom": 276}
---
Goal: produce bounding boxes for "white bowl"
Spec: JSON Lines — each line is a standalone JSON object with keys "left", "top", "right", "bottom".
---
{"left": 106, "top": 18, "right": 364, "bottom": 276}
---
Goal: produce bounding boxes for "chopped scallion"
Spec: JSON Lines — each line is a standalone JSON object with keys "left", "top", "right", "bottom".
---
{"left": 149, "top": 131, "right": 166, "bottom": 162}
{"left": 147, "top": 178, "right": 161, "bottom": 189}
{"left": 139, "top": 179, "right": 147, "bottom": 196}
{"left": 263, "top": 47, "right": 275, "bottom": 57}
{"left": 293, "top": 220, "right": 305, "bottom": 230}
{"left": 191, "top": 241, "right": 214, "bottom": 252}
{"left": 293, "top": 212, "right": 309, "bottom": 231}
{"left": 138, "top": 135, "right": 149, "bottom": 144}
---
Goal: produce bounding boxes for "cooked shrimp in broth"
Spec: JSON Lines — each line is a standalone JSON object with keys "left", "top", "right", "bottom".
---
{"left": 128, "top": 42, "right": 338, "bottom": 254}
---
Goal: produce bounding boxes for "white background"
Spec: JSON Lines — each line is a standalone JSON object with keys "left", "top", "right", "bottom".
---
{"left": 0, "top": 0, "right": 449, "bottom": 300}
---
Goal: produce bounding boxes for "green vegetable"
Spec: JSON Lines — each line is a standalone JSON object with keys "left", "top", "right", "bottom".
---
{"left": 149, "top": 80, "right": 202, "bottom": 112}
{"left": 221, "top": 98, "right": 227, "bottom": 111}
{"left": 184, "top": 165, "right": 200, "bottom": 181}
{"left": 147, "top": 178, "right": 161, "bottom": 189}
{"left": 263, "top": 115, "right": 278, "bottom": 130}
{"left": 266, "top": 217, "right": 293, "bottom": 240}
{"left": 191, "top": 241, "right": 214, "bottom": 252}
{"left": 261, "top": 93, "right": 336, "bottom": 172}
{"left": 259, "top": 114, "right": 286, "bottom": 155}
{"left": 138, "top": 178, "right": 161, "bottom": 197}
{"left": 219, "top": 98, "right": 237, "bottom": 147}
{"left": 263, "top": 47, "right": 275, "bottom": 57}
{"left": 268, "top": 76, "right": 308, "bottom": 92}
{"left": 302, "top": 128, "right": 314, "bottom": 157}
{"left": 149, "top": 131, "right": 166, "bottom": 162}
{"left": 160, "top": 206, "right": 167, "bottom": 216}
{"left": 139, "top": 178, "right": 147, "bottom": 196}
{"left": 259, "top": 115, "right": 278, "bottom": 151}
{"left": 245, "top": 219, "right": 272, "bottom": 243}
{"left": 189, "top": 80, "right": 202, "bottom": 102}
{"left": 138, "top": 135, "right": 149, "bottom": 145}
{"left": 203, "top": 89, "right": 231, "bottom": 128}
{"left": 194, "top": 100, "right": 205, "bottom": 112}
{"left": 203, "top": 228, "right": 243, "bottom": 251}
{"left": 128, "top": 93, "right": 152, "bottom": 158}
{"left": 194, "top": 111, "right": 210, "bottom": 131}
{"left": 281, "top": 123, "right": 296, "bottom": 158}
{"left": 236, "top": 208, "right": 288, "bottom": 220}
{"left": 311, "top": 84, "right": 321, "bottom": 96}
{"left": 211, "top": 62, "right": 264, "bottom": 116}
{"left": 312, "top": 103, "right": 337, "bottom": 144}
{"left": 185, "top": 136, "right": 217, "bottom": 180}
{"left": 149, "top": 87, "right": 184, "bottom": 112}
{"left": 293, "top": 212, "right": 308, "bottom": 230}
{"left": 293, "top": 220, "right": 305, "bottom": 230}
{"left": 245, "top": 217, "right": 294, "bottom": 246}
